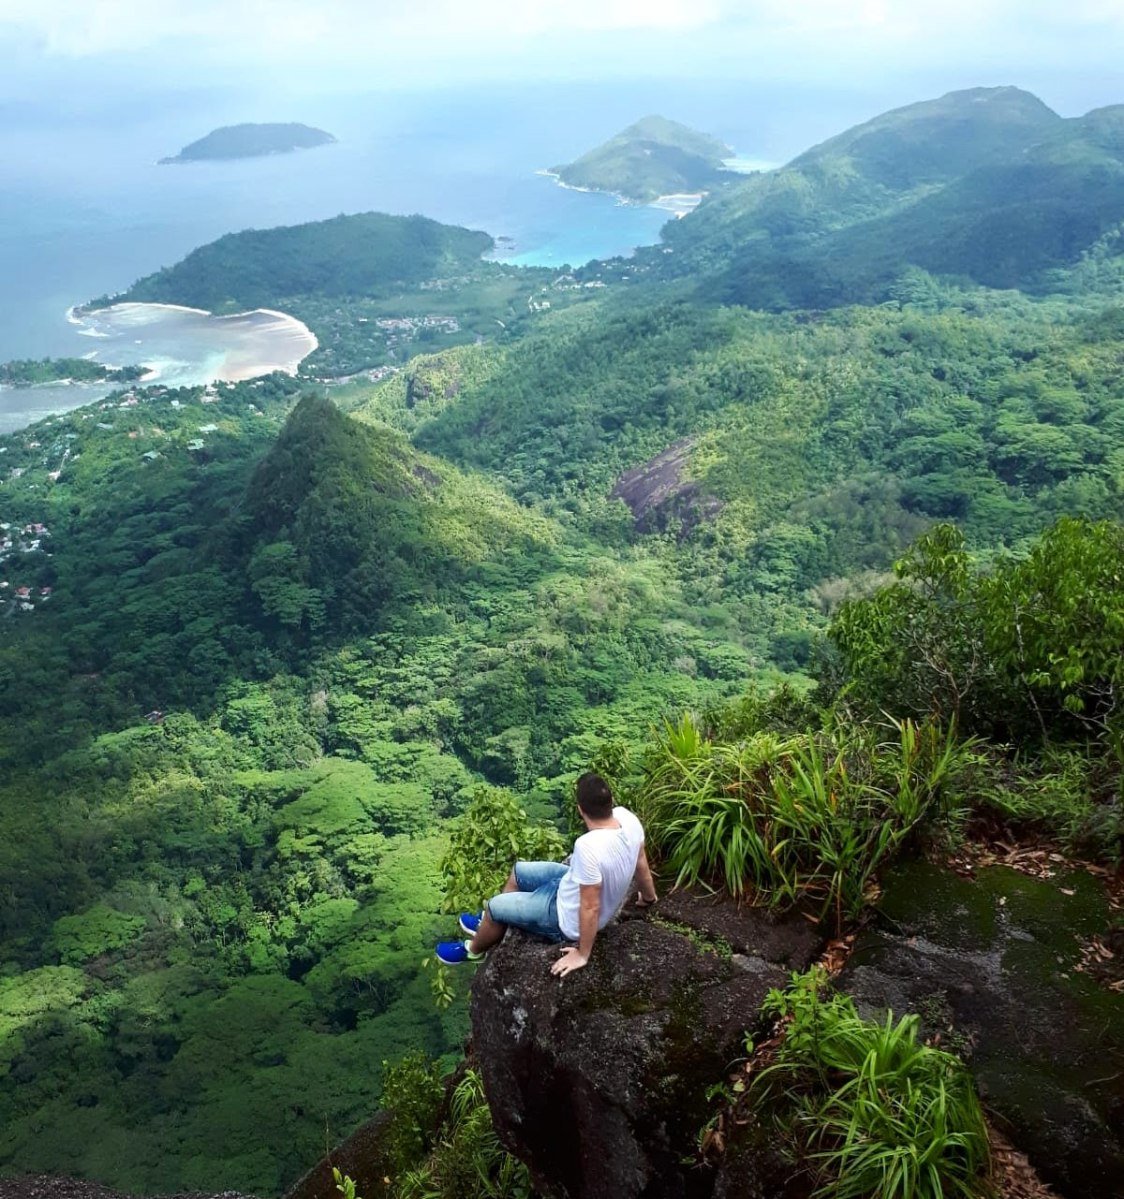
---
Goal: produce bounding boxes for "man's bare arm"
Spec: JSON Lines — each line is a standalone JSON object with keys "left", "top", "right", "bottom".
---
{"left": 551, "top": 882, "right": 601, "bottom": 976}
{"left": 634, "top": 845, "right": 658, "bottom": 905}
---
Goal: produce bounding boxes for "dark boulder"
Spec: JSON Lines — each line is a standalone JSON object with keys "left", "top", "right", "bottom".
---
{"left": 839, "top": 858, "right": 1124, "bottom": 1198}
{"left": 470, "top": 896, "right": 822, "bottom": 1199}
{"left": 283, "top": 1113, "right": 394, "bottom": 1199}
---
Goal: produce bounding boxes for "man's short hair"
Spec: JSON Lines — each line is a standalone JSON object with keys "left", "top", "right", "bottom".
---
{"left": 576, "top": 772, "right": 614, "bottom": 819}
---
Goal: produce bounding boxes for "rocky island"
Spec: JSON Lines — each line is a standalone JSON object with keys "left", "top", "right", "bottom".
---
{"left": 159, "top": 122, "right": 337, "bottom": 164}
{"left": 549, "top": 115, "right": 734, "bottom": 204}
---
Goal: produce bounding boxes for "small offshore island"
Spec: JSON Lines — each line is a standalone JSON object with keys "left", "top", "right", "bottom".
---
{"left": 159, "top": 122, "right": 337, "bottom": 164}
{"left": 0, "top": 357, "right": 146, "bottom": 387}
{"left": 549, "top": 114, "right": 735, "bottom": 205}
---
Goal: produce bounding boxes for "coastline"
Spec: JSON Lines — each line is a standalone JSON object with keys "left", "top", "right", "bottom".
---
{"left": 537, "top": 168, "right": 703, "bottom": 215}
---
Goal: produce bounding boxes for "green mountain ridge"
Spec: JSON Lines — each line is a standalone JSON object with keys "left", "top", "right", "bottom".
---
{"left": 661, "top": 85, "right": 1124, "bottom": 306}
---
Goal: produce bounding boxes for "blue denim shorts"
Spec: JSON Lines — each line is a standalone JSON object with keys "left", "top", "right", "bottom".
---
{"left": 486, "top": 860, "right": 567, "bottom": 942}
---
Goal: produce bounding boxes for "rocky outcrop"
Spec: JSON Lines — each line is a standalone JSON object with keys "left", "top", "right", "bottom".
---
{"left": 471, "top": 862, "right": 1123, "bottom": 1199}
{"left": 283, "top": 1113, "right": 394, "bottom": 1199}
{"left": 611, "top": 440, "right": 723, "bottom": 535}
{"left": 470, "top": 896, "right": 821, "bottom": 1199}
{"left": 839, "top": 859, "right": 1124, "bottom": 1198}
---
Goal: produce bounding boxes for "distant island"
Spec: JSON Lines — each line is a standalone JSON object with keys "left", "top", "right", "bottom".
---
{"left": 159, "top": 122, "right": 337, "bottom": 164}
{"left": 95, "top": 212, "right": 495, "bottom": 311}
{"left": 0, "top": 357, "right": 147, "bottom": 387}
{"left": 549, "top": 115, "right": 734, "bottom": 204}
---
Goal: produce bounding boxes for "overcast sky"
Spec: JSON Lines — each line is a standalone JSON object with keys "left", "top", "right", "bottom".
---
{"left": 1, "top": 0, "right": 1122, "bottom": 117}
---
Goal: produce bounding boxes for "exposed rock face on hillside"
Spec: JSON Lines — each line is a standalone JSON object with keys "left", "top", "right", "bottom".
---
{"left": 611, "top": 439, "right": 722, "bottom": 534}
{"left": 470, "top": 896, "right": 821, "bottom": 1199}
{"left": 840, "top": 859, "right": 1124, "bottom": 1198}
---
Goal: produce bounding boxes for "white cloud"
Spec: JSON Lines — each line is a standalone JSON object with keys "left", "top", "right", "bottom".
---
{"left": 0, "top": 0, "right": 722, "bottom": 57}
{"left": 0, "top": 0, "right": 1120, "bottom": 86}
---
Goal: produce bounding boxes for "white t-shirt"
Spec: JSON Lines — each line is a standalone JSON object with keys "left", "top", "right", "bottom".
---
{"left": 556, "top": 806, "right": 645, "bottom": 941}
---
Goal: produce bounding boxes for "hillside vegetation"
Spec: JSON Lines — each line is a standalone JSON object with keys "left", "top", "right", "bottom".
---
{"left": 110, "top": 213, "right": 494, "bottom": 312}
{"left": 659, "top": 87, "right": 1124, "bottom": 306}
{"left": 2, "top": 83, "right": 1123, "bottom": 1199}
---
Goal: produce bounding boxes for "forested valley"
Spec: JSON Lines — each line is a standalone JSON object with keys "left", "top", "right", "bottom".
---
{"left": 1, "top": 85, "right": 1122, "bottom": 1199}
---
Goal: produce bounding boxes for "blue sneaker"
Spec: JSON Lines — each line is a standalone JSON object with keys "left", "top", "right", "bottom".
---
{"left": 459, "top": 911, "right": 484, "bottom": 937}
{"left": 435, "top": 940, "right": 484, "bottom": 965}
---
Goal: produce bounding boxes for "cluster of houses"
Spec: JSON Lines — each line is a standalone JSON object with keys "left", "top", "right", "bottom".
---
{"left": 0, "top": 521, "right": 52, "bottom": 613}
{"left": 417, "top": 276, "right": 473, "bottom": 291}
{"left": 367, "top": 315, "right": 462, "bottom": 353}
{"left": 550, "top": 274, "right": 608, "bottom": 291}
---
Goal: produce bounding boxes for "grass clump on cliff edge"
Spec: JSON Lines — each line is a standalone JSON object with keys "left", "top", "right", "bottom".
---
{"left": 394, "top": 1068, "right": 532, "bottom": 1199}
{"left": 635, "top": 713, "right": 974, "bottom": 932}
{"left": 755, "top": 968, "right": 991, "bottom": 1199}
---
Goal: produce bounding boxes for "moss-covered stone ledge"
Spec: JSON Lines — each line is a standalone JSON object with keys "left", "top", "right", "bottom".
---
{"left": 840, "top": 858, "right": 1124, "bottom": 1198}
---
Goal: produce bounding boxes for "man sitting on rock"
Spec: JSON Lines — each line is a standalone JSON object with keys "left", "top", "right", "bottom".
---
{"left": 435, "top": 772, "right": 658, "bottom": 977}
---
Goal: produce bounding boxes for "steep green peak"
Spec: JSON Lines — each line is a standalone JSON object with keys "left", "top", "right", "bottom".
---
{"left": 246, "top": 393, "right": 423, "bottom": 536}
{"left": 616, "top": 115, "right": 732, "bottom": 158}
{"left": 789, "top": 85, "right": 1062, "bottom": 188}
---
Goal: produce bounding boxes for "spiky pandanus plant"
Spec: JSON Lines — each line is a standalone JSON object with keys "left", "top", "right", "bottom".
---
{"left": 637, "top": 713, "right": 974, "bottom": 931}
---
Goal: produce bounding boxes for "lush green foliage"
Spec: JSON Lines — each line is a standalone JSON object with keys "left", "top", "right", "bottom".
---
{"left": 635, "top": 714, "right": 972, "bottom": 930}
{"left": 755, "top": 969, "right": 991, "bottom": 1199}
{"left": 378, "top": 1053, "right": 447, "bottom": 1179}
{"left": 393, "top": 1069, "right": 532, "bottom": 1199}
{"left": 439, "top": 789, "right": 568, "bottom": 916}
{"left": 830, "top": 518, "right": 1124, "bottom": 740}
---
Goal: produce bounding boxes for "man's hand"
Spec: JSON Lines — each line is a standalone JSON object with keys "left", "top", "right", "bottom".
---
{"left": 551, "top": 947, "right": 589, "bottom": 977}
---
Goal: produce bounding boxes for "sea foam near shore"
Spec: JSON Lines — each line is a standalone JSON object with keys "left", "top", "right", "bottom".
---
{"left": 1, "top": 304, "right": 317, "bottom": 435}
{"left": 71, "top": 302, "right": 318, "bottom": 385}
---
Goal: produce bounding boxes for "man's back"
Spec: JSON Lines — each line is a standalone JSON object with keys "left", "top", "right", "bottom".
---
{"left": 556, "top": 806, "right": 644, "bottom": 940}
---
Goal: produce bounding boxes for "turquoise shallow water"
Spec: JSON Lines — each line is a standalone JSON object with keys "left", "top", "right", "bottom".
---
{"left": 0, "top": 304, "right": 320, "bottom": 434}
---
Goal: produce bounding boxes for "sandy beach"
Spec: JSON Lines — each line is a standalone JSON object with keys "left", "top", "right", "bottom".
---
{"left": 651, "top": 193, "right": 705, "bottom": 216}
{"left": 70, "top": 302, "right": 318, "bottom": 384}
